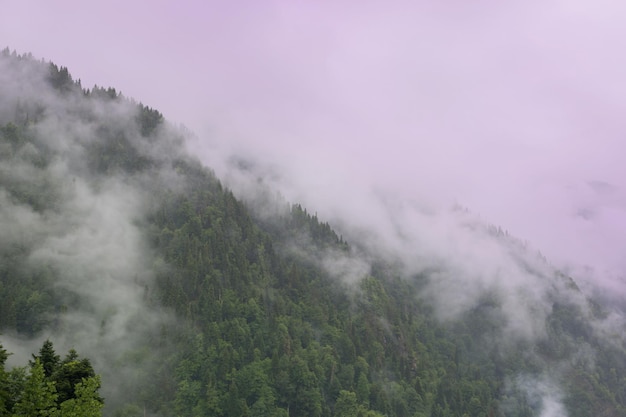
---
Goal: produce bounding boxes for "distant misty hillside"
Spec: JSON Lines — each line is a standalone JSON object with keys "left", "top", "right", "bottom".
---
{"left": 1, "top": 48, "right": 625, "bottom": 417}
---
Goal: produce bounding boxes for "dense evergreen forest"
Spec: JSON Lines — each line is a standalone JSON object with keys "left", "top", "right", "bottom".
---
{"left": 1, "top": 48, "right": 625, "bottom": 417}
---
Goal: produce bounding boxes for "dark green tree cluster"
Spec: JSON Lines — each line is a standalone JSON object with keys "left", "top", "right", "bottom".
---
{"left": 140, "top": 163, "right": 509, "bottom": 416}
{"left": 0, "top": 340, "right": 102, "bottom": 417}
{"left": 47, "top": 63, "right": 75, "bottom": 94}
{"left": 268, "top": 203, "right": 348, "bottom": 251}
{"left": 136, "top": 104, "right": 163, "bottom": 137}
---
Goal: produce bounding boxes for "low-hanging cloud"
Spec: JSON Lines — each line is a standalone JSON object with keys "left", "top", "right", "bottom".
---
{"left": 0, "top": 53, "right": 186, "bottom": 413}
{"left": 3, "top": 1, "right": 625, "bottom": 283}
{"left": 504, "top": 375, "right": 569, "bottom": 417}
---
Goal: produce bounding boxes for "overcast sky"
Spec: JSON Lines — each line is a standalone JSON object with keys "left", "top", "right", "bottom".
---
{"left": 3, "top": 0, "right": 626, "bottom": 287}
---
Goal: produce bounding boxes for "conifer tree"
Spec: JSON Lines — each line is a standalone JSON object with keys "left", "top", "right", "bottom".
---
{"left": 54, "top": 349, "right": 99, "bottom": 405}
{"left": 30, "top": 340, "right": 60, "bottom": 379}
{"left": 12, "top": 359, "right": 57, "bottom": 417}
{"left": 56, "top": 376, "right": 103, "bottom": 417}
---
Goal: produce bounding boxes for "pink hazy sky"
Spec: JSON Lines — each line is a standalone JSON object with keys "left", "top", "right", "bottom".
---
{"left": 2, "top": 0, "right": 626, "bottom": 286}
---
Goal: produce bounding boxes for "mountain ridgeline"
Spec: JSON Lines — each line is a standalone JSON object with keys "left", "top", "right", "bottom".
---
{"left": 0, "top": 49, "right": 625, "bottom": 417}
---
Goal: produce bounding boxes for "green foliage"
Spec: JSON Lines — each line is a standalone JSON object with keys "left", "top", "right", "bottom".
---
{"left": 55, "top": 375, "right": 103, "bottom": 417}
{"left": 136, "top": 104, "right": 163, "bottom": 137}
{"left": 12, "top": 359, "right": 57, "bottom": 417}
{"left": 30, "top": 340, "right": 60, "bottom": 379}
{"left": 0, "top": 341, "right": 103, "bottom": 417}
{"left": 335, "top": 390, "right": 358, "bottom": 417}
{"left": 47, "top": 64, "right": 75, "bottom": 94}
{"left": 53, "top": 349, "right": 99, "bottom": 405}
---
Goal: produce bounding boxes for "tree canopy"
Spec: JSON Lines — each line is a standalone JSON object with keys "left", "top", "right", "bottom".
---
{"left": 0, "top": 341, "right": 102, "bottom": 417}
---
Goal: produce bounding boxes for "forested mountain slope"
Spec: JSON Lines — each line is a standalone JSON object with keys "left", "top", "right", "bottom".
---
{"left": 0, "top": 49, "right": 625, "bottom": 417}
